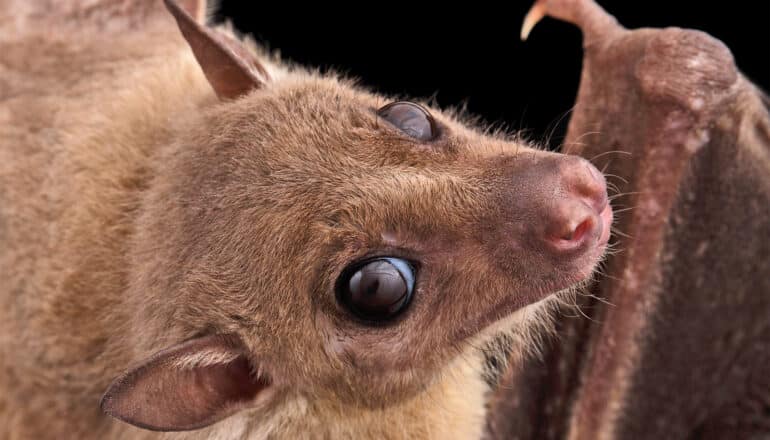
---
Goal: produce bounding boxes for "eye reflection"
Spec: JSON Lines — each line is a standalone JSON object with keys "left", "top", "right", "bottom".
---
{"left": 337, "top": 257, "right": 416, "bottom": 322}
{"left": 377, "top": 101, "right": 437, "bottom": 141}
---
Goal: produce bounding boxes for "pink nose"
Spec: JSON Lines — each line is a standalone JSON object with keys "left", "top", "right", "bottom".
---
{"left": 544, "top": 158, "right": 610, "bottom": 252}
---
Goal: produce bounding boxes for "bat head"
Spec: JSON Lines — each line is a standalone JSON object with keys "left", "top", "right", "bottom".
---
{"left": 100, "top": 0, "right": 612, "bottom": 432}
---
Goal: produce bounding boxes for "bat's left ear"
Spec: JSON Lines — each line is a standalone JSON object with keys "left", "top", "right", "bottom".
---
{"left": 163, "top": 0, "right": 270, "bottom": 100}
{"left": 101, "top": 334, "right": 273, "bottom": 431}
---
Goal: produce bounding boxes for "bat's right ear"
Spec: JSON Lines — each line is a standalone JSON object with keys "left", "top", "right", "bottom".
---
{"left": 163, "top": 0, "right": 270, "bottom": 100}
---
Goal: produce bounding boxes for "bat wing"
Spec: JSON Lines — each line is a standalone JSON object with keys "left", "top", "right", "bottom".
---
{"left": 488, "top": 1, "right": 770, "bottom": 438}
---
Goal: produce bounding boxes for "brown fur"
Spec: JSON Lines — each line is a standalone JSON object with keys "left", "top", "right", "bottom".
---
{"left": 0, "top": 1, "right": 610, "bottom": 438}
{"left": 487, "top": 1, "right": 770, "bottom": 439}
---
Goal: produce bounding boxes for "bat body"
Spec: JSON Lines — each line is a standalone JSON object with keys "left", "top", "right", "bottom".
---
{"left": 0, "top": 1, "right": 612, "bottom": 438}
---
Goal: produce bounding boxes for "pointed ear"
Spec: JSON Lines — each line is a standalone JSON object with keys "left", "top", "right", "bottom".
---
{"left": 176, "top": 0, "right": 206, "bottom": 23}
{"left": 163, "top": 0, "right": 270, "bottom": 100}
{"left": 101, "top": 334, "right": 270, "bottom": 432}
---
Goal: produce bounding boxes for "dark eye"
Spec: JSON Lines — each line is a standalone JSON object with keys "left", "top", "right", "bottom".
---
{"left": 336, "top": 257, "right": 416, "bottom": 322}
{"left": 377, "top": 101, "right": 437, "bottom": 141}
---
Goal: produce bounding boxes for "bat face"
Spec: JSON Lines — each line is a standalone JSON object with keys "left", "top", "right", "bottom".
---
{"left": 98, "top": 0, "right": 611, "bottom": 432}
{"left": 119, "top": 73, "right": 611, "bottom": 416}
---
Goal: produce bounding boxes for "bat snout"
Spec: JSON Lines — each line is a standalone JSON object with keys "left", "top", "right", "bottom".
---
{"left": 542, "top": 159, "right": 611, "bottom": 254}
{"left": 485, "top": 154, "right": 612, "bottom": 279}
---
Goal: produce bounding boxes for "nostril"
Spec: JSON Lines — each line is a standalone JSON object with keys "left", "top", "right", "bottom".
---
{"left": 562, "top": 217, "right": 592, "bottom": 243}
{"left": 546, "top": 210, "right": 597, "bottom": 250}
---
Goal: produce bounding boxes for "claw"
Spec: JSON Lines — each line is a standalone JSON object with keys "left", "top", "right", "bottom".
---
{"left": 521, "top": 0, "right": 547, "bottom": 41}
{"left": 520, "top": 0, "right": 623, "bottom": 43}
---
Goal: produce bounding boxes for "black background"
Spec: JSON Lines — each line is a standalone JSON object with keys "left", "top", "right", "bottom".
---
{"left": 215, "top": 1, "right": 769, "bottom": 149}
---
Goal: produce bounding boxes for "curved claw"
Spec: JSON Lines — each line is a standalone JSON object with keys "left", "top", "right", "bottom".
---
{"left": 521, "top": 1, "right": 547, "bottom": 41}
{"left": 520, "top": 0, "right": 624, "bottom": 44}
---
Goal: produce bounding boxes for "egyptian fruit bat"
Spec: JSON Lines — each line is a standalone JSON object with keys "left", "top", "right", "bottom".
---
{"left": 0, "top": 0, "right": 612, "bottom": 438}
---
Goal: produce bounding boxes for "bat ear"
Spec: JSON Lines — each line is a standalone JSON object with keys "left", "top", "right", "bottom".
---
{"left": 174, "top": 0, "right": 207, "bottom": 22}
{"left": 101, "top": 334, "right": 271, "bottom": 431}
{"left": 163, "top": 0, "right": 270, "bottom": 100}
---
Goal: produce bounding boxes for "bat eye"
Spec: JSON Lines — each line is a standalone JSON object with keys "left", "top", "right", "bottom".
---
{"left": 377, "top": 101, "right": 437, "bottom": 141}
{"left": 337, "top": 257, "right": 416, "bottom": 322}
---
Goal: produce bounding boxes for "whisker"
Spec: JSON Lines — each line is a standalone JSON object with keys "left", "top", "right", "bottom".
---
{"left": 562, "top": 129, "right": 602, "bottom": 155}
{"left": 592, "top": 266, "right": 622, "bottom": 282}
{"left": 611, "top": 207, "right": 636, "bottom": 214}
{"left": 602, "top": 173, "right": 629, "bottom": 184}
{"left": 589, "top": 150, "right": 632, "bottom": 162}
{"left": 570, "top": 130, "right": 602, "bottom": 144}
{"left": 606, "top": 182, "right": 621, "bottom": 195}
{"left": 577, "top": 289, "right": 615, "bottom": 307}
{"left": 572, "top": 299, "right": 598, "bottom": 322}
{"left": 611, "top": 229, "right": 633, "bottom": 239}
{"left": 609, "top": 191, "right": 643, "bottom": 201}
{"left": 541, "top": 106, "right": 577, "bottom": 152}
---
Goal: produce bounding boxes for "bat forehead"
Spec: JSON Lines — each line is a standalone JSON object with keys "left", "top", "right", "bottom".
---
{"left": 193, "top": 76, "right": 535, "bottom": 230}
{"left": 231, "top": 76, "right": 525, "bottom": 159}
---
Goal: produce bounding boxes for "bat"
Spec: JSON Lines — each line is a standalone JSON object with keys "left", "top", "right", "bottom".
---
{"left": 487, "top": 1, "right": 770, "bottom": 439}
{"left": 0, "top": 0, "right": 613, "bottom": 438}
